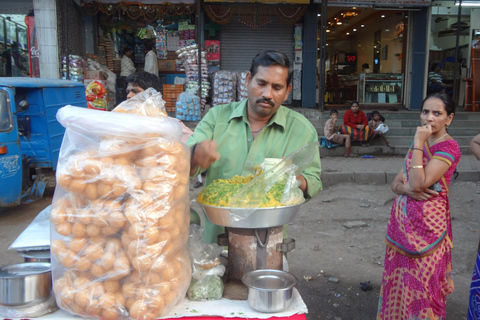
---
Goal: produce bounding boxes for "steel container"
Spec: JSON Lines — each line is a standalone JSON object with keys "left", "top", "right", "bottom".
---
{"left": 242, "top": 269, "right": 298, "bottom": 313}
{"left": 200, "top": 202, "right": 303, "bottom": 228}
{"left": 0, "top": 262, "right": 52, "bottom": 307}
{"left": 17, "top": 250, "right": 51, "bottom": 263}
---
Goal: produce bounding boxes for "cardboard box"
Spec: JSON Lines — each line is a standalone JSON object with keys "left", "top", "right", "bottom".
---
{"left": 84, "top": 70, "right": 105, "bottom": 80}
{"left": 158, "top": 59, "right": 176, "bottom": 71}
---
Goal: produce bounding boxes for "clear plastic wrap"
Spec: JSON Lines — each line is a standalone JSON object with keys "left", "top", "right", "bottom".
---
{"left": 187, "top": 225, "right": 224, "bottom": 301}
{"left": 229, "top": 141, "right": 319, "bottom": 219}
{"left": 50, "top": 105, "right": 191, "bottom": 320}
{"left": 113, "top": 88, "right": 167, "bottom": 118}
{"left": 236, "top": 71, "right": 249, "bottom": 101}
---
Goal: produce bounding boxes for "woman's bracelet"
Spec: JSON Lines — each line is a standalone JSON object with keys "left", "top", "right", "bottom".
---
{"left": 411, "top": 165, "right": 423, "bottom": 169}
{"left": 412, "top": 148, "right": 423, "bottom": 152}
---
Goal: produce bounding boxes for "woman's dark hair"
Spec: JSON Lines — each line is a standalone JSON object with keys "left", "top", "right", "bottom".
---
{"left": 330, "top": 109, "right": 338, "bottom": 115}
{"left": 421, "top": 93, "right": 456, "bottom": 116}
{"left": 350, "top": 101, "right": 360, "bottom": 107}
{"left": 430, "top": 62, "right": 440, "bottom": 72}
{"left": 250, "top": 50, "right": 293, "bottom": 87}
{"left": 125, "top": 71, "right": 162, "bottom": 92}
{"left": 371, "top": 110, "right": 380, "bottom": 116}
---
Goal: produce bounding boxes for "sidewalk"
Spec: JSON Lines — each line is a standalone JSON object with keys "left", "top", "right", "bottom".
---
{"left": 320, "top": 153, "right": 480, "bottom": 187}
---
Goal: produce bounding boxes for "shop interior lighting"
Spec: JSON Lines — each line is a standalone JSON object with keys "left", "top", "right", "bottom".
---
{"left": 381, "top": 14, "right": 386, "bottom": 18}
{"left": 353, "top": 28, "right": 357, "bottom": 31}
{"left": 337, "top": 21, "right": 343, "bottom": 25}
{"left": 346, "top": 32, "right": 350, "bottom": 35}
{"left": 455, "top": 1, "right": 480, "bottom": 5}
{"left": 361, "top": 24, "right": 365, "bottom": 27}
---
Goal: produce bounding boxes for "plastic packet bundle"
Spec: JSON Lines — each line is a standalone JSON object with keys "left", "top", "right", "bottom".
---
{"left": 175, "top": 91, "right": 201, "bottom": 121}
{"left": 236, "top": 71, "right": 249, "bottom": 101}
{"left": 186, "top": 225, "right": 225, "bottom": 301}
{"left": 212, "top": 71, "right": 236, "bottom": 107}
{"left": 50, "top": 105, "right": 191, "bottom": 320}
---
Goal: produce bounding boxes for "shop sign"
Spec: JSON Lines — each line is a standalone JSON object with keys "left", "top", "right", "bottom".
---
{"left": 25, "top": 16, "right": 40, "bottom": 78}
{"left": 205, "top": 41, "right": 220, "bottom": 62}
{"left": 312, "top": 0, "right": 431, "bottom": 5}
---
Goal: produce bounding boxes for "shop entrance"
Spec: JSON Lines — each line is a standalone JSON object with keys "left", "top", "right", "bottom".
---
{"left": 317, "top": 6, "right": 407, "bottom": 108}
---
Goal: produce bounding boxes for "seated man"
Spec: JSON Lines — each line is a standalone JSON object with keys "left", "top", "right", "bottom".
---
{"left": 427, "top": 63, "right": 453, "bottom": 95}
{"left": 186, "top": 50, "right": 322, "bottom": 243}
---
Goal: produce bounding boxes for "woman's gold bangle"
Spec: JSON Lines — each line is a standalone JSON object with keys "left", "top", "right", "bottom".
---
{"left": 411, "top": 165, "right": 423, "bottom": 169}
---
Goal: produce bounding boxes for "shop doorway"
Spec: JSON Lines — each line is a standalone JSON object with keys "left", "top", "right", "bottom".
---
{"left": 317, "top": 7, "right": 407, "bottom": 108}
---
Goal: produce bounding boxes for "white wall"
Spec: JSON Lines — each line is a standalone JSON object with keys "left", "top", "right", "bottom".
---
{"left": 33, "top": 0, "right": 59, "bottom": 79}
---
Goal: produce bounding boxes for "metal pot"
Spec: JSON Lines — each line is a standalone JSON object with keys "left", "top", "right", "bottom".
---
{"left": 0, "top": 262, "right": 52, "bottom": 307}
{"left": 242, "top": 269, "right": 298, "bottom": 313}
{"left": 17, "top": 250, "right": 51, "bottom": 263}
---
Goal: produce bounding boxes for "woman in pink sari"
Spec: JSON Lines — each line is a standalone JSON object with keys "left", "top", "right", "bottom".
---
{"left": 377, "top": 93, "right": 461, "bottom": 320}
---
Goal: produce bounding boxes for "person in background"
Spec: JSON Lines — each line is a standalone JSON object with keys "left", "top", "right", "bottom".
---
{"left": 361, "top": 63, "right": 371, "bottom": 73}
{"left": 340, "top": 101, "right": 373, "bottom": 146}
{"left": 119, "top": 47, "right": 136, "bottom": 101}
{"left": 367, "top": 110, "right": 393, "bottom": 148}
{"left": 123, "top": 71, "right": 192, "bottom": 143}
{"left": 428, "top": 63, "right": 452, "bottom": 95}
{"left": 377, "top": 93, "right": 460, "bottom": 320}
{"left": 467, "top": 133, "right": 480, "bottom": 320}
{"left": 144, "top": 41, "right": 158, "bottom": 77}
{"left": 324, "top": 109, "right": 355, "bottom": 157}
{"left": 187, "top": 50, "right": 322, "bottom": 243}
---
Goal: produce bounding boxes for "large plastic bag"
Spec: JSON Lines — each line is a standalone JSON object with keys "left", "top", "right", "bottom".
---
{"left": 229, "top": 141, "right": 319, "bottom": 219}
{"left": 50, "top": 105, "right": 191, "bottom": 320}
{"left": 186, "top": 225, "right": 224, "bottom": 301}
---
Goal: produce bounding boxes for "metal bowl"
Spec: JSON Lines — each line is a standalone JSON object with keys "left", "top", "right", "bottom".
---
{"left": 242, "top": 269, "right": 298, "bottom": 313}
{"left": 0, "top": 262, "right": 52, "bottom": 307}
{"left": 199, "top": 202, "right": 303, "bottom": 228}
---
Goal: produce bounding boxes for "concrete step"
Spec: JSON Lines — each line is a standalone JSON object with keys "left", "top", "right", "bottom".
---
{"left": 318, "top": 111, "right": 480, "bottom": 121}
{"left": 319, "top": 144, "right": 474, "bottom": 157}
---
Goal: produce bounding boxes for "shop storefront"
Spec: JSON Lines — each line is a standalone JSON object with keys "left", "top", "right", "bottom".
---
{"left": 0, "top": 14, "right": 30, "bottom": 77}
{"left": 429, "top": 1, "right": 480, "bottom": 111}
{"left": 315, "top": 0, "right": 431, "bottom": 110}
{"left": 202, "top": 1, "right": 308, "bottom": 106}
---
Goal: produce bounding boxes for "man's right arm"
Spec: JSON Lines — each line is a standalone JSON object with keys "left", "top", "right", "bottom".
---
{"left": 186, "top": 108, "right": 221, "bottom": 176}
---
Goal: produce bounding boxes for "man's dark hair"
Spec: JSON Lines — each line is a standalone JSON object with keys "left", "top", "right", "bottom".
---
{"left": 430, "top": 62, "right": 440, "bottom": 72}
{"left": 144, "top": 41, "right": 155, "bottom": 51}
{"left": 125, "top": 71, "right": 162, "bottom": 92}
{"left": 362, "top": 63, "right": 369, "bottom": 69}
{"left": 123, "top": 47, "right": 132, "bottom": 55}
{"left": 249, "top": 50, "right": 293, "bottom": 87}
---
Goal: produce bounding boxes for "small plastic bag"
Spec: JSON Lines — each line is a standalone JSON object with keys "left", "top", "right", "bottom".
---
{"left": 229, "top": 141, "right": 319, "bottom": 220}
{"left": 187, "top": 225, "right": 225, "bottom": 301}
{"left": 375, "top": 123, "right": 389, "bottom": 134}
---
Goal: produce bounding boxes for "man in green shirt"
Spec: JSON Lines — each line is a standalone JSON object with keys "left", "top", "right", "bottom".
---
{"left": 187, "top": 50, "right": 322, "bottom": 242}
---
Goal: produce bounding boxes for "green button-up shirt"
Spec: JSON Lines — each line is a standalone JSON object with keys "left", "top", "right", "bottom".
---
{"left": 187, "top": 100, "right": 322, "bottom": 242}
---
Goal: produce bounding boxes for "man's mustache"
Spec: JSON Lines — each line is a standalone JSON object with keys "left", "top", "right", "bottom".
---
{"left": 256, "top": 98, "right": 274, "bottom": 107}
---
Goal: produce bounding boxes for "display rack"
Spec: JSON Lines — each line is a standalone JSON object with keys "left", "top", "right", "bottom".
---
{"left": 357, "top": 73, "right": 403, "bottom": 104}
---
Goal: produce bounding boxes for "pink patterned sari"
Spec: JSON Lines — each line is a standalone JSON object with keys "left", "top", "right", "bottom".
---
{"left": 377, "top": 139, "right": 461, "bottom": 320}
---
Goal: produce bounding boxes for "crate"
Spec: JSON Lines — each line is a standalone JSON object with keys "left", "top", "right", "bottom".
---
{"left": 163, "top": 84, "right": 183, "bottom": 112}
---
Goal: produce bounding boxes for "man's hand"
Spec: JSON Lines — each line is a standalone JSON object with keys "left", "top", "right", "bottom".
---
{"left": 190, "top": 140, "right": 221, "bottom": 175}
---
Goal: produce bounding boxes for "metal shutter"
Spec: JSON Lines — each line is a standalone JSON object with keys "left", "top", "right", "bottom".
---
{"left": 219, "top": 19, "right": 294, "bottom": 72}
{"left": 219, "top": 19, "right": 294, "bottom": 103}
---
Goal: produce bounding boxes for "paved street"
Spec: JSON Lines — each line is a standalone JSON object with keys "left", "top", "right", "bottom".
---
{"left": 0, "top": 154, "right": 479, "bottom": 320}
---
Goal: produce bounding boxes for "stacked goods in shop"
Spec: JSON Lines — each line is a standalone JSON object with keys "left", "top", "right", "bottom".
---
{"left": 50, "top": 90, "right": 191, "bottom": 320}
{"left": 176, "top": 44, "right": 210, "bottom": 112}
{"left": 156, "top": 23, "right": 168, "bottom": 59}
{"left": 212, "top": 71, "right": 236, "bottom": 107}
{"left": 178, "top": 21, "right": 195, "bottom": 40}
{"left": 134, "top": 42, "right": 145, "bottom": 65}
{"left": 61, "top": 55, "right": 86, "bottom": 83}
{"left": 163, "top": 85, "right": 184, "bottom": 112}
{"left": 98, "top": 35, "right": 117, "bottom": 71}
{"left": 236, "top": 71, "right": 248, "bottom": 101}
